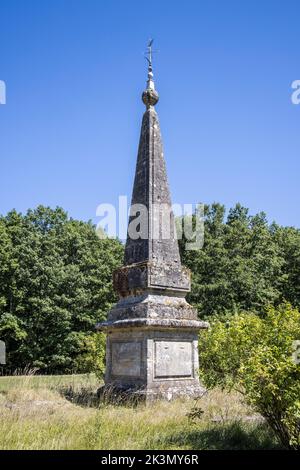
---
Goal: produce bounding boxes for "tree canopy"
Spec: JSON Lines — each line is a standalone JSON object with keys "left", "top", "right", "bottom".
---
{"left": 0, "top": 206, "right": 123, "bottom": 372}
{"left": 0, "top": 202, "right": 300, "bottom": 372}
{"left": 179, "top": 203, "right": 300, "bottom": 318}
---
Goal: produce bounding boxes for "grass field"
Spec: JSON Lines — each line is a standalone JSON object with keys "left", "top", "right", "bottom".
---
{"left": 0, "top": 373, "right": 281, "bottom": 450}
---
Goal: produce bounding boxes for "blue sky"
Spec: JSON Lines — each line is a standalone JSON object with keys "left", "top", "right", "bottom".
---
{"left": 0, "top": 0, "right": 299, "bottom": 228}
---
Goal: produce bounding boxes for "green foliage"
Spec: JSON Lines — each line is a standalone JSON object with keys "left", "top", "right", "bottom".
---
{"left": 73, "top": 332, "right": 106, "bottom": 380}
{"left": 1, "top": 200, "right": 300, "bottom": 384}
{"left": 179, "top": 202, "right": 300, "bottom": 318}
{"left": 199, "top": 304, "right": 300, "bottom": 449}
{"left": 0, "top": 206, "right": 123, "bottom": 373}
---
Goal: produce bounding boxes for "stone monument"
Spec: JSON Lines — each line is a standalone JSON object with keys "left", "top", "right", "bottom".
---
{"left": 96, "top": 42, "right": 208, "bottom": 400}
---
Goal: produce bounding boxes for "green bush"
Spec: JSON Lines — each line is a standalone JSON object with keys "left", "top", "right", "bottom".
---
{"left": 73, "top": 332, "right": 106, "bottom": 380}
{"left": 199, "top": 304, "right": 300, "bottom": 449}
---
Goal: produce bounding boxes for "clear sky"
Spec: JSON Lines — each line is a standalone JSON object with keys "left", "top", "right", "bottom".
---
{"left": 1, "top": 0, "right": 299, "bottom": 228}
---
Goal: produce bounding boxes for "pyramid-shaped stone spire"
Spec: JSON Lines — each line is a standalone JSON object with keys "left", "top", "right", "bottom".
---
{"left": 124, "top": 66, "right": 181, "bottom": 268}
{"left": 114, "top": 51, "right": 190, "bottom": 297}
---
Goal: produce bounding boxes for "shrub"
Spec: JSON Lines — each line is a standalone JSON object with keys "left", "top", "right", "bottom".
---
{"left": 199, "top": 304, "right": 300, "bottom": 449}
{"left": 73, "top": 332, "right": 106, "bottom": 380}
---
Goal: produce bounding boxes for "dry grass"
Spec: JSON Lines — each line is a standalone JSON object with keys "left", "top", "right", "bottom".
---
{"left": 0, "top": 374, "right": 280, "bottom": 450}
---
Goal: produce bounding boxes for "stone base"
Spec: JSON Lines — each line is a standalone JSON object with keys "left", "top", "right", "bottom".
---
{"left": 98, "top": 326, "right": 207, "bottom": 402}
{"left": 97, "top": 382, "right": 206, "bottom": 403}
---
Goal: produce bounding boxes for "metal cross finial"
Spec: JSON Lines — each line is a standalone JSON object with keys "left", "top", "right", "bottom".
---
{"left": 142, "top": 39, "right": 159, "bottom": 103}
{"left": 145, "top": 39, "right": 158, "bottom": 68}
{"left": 146, "top": 39, "right": 154, "bottom": 67}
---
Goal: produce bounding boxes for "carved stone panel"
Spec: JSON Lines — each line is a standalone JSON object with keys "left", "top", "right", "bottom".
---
{"left": 111, "top": 341, "right": 142, "bottom": 377}
{"left": 154, "top": 340, "right": 193, "bottom": 378}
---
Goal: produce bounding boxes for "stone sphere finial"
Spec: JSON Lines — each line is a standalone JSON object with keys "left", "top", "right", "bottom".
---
{"left": 142, "top": 88, "right": 159, "bottom": 108}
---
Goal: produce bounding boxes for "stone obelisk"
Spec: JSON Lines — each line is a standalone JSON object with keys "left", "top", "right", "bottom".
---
{"left": 97, "top": 43, "right": 208, "bottom": 400}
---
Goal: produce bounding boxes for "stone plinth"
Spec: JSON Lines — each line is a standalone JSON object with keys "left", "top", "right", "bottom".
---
{"left": 96, "top": 291, "right": 208, "bottom": 400}
{"left": 97, "top": 319, "right": 207, "bottom": 400}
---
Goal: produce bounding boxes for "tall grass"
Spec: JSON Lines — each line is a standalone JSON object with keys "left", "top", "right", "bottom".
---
{"left": 0, "top": 373, "right": 281, "bottom": 450}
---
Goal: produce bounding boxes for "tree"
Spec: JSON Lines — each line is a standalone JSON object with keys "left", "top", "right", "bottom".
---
{"left": 274, "top": 226, "right": 300, "bottom": 309}
{"left": 0, "top": 206, "right": 123, "bottom": 373}
{"left": 179, "top": 203, "right": 286, "bottom": 318}
{"left": 1, "top": 201, "right": 300, "bottom": 372}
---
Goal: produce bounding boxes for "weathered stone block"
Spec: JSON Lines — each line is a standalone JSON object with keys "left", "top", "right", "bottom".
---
{"left": 98, "top": 326, "right": 207, "bottom": 400}
{"left": 113, "top": 261, "right": 191, "bottom": 298}
{"left": 111, "top": 342, "right": 142, "bottom": 377}
{"left": 154, "top": 340, "right": 193, "bottom": 378}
